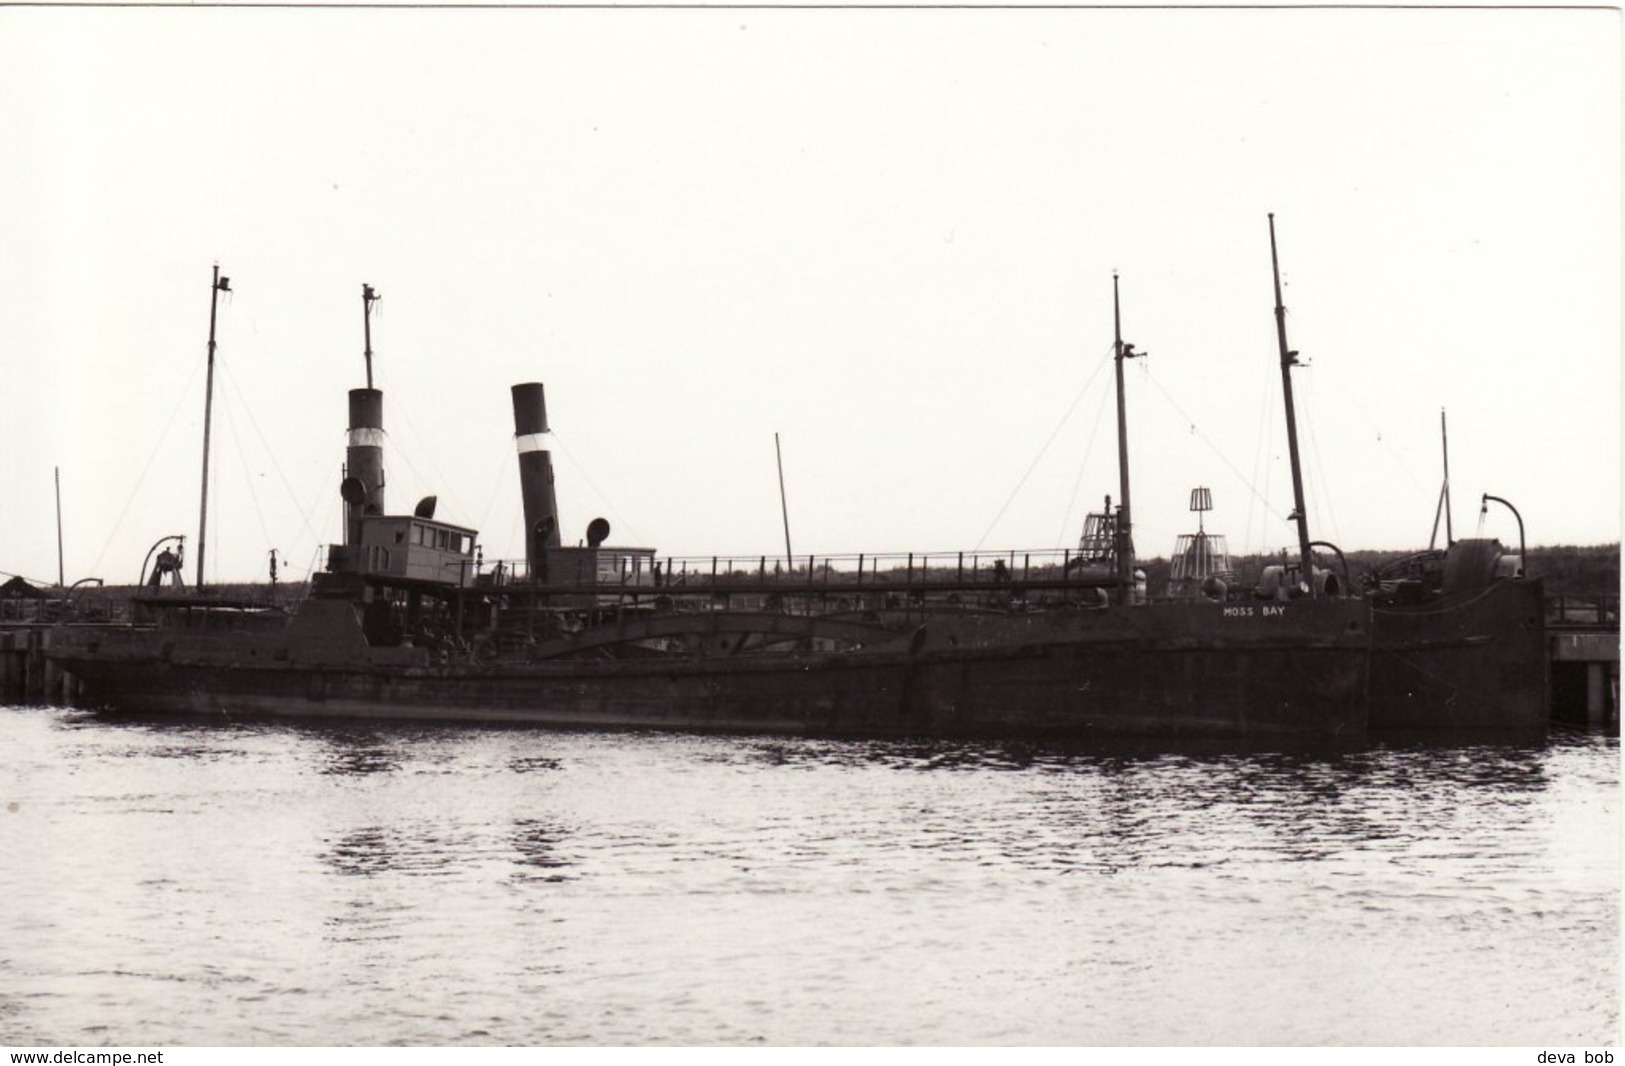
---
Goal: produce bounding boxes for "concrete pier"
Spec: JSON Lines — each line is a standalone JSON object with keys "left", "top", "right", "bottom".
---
{"left": 0, "top": 626, "right": 81, "bottom": 706}
{"left": 1547, "top": 594, "right": 1620, "bottom": 726}
{"left": 1550, "top": 631, "right": 1620, "bottom": 725}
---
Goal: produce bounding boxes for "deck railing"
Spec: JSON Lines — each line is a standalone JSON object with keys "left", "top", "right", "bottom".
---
{"left": 477, "top": 547, "right": 1119, "bottom": 596}
{"left": 1546, "top": 594, "right": 1620, "bottom": 627}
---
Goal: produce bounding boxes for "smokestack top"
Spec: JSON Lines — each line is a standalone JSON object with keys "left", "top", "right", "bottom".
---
{"left": 348, "top": 387, "right": 384, "bottom": 430}
{"left": 512, "top": 382, "right": 549, "bottom": 437}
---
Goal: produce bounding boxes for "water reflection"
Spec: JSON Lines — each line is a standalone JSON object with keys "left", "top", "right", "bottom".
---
{"left": 508, "top": 755, "right": 562, "bottom": 775}
{"left": 712, "top": 732, "right": 1577, "bottom": 879}
{"left": 510, "top": 818, "right": 575, "bottom": 883}
{"left": 319, "top": 823, "right": 481, "bottom": 878}
{"left": 315, "top": 731, "right": 403, "bottom": 776}
{"left": 3, "top": 705, "right": 1616, "bottom": 1044}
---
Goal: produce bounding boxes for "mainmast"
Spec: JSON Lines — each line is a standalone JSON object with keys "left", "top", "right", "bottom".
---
{"left": 196, "top": 265, "right": 231, "bottom": 590}
{"left": 1268, "top": 214, "right": 1316, "bottom": 596}
{"left": 362, "top": 283, "right": 380, "bottom": 389}
{"left": 1112, "top": 273, "right": 1142, "bottom": 600}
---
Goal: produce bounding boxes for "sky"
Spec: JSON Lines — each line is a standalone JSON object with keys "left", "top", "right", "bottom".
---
{"left": 0, "top": 5, "right": 1618, "bottom": 587}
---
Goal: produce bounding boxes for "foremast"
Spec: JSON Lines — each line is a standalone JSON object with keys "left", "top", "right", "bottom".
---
{"left": 1112, "top": 272, "right": 1143, "bottom": 603}
{"left": 195, "top": 265, "right": 231, "bottom": 590}
{"left": 1268, "top": 214, "right": 1317, "bottom": 597}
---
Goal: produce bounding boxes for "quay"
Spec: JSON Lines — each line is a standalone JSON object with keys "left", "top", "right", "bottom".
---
{"left": 1547, "top": 594, "right": 1620, "bottom": 727}
{"left": 0, "top": 625, "right": 81, "bottom": 705}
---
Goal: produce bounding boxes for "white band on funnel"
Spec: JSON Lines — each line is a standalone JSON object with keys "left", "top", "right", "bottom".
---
{"left": 348, "top": 428, "right": 386, "bottom": 448}
{"left": 515, "top": 432, "right": 552, "bottom": 454}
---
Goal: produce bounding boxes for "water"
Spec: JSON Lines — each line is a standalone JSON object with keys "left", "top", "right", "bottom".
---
{"left": 0, "top": 706, "right": 1616, "bottom": 1047}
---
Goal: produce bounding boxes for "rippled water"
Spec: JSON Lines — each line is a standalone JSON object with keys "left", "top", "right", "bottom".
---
{"left": 0, "top": 706, "right": 1617, "bottom": 1046}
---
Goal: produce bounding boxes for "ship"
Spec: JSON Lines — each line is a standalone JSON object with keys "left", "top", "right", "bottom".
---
{"left": 47, "top": 218, "right": 1545, "bottom": 741}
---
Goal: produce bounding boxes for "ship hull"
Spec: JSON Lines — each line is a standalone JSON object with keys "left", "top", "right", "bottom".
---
{"left": 51, "top": 599, "right": 1371, "bottom": 741}
{"left": 1368, "top": 578, "right": 1548, "bottom": 733}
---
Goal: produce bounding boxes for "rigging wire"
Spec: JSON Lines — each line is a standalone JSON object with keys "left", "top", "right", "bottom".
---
{"left": 1313, "top": 355, "right": 1431, "bottom": 496}
{"left": 377, "top": 382, "right": 474, "bottom": 525}
{"left": 1054, "top": 379, "right": 1114, "bottom": 547}
{"left": 548, "top": 428, "right": 647, "bottom": 548}
{"left": 219, "top": 357, "right": 327, "bottom": 557}
{"left": 1300, "top": 368, "right": 1343, "bottom": 548}
{"left": 87, "top": 352, "right": 206, "bottom": 579}
{"left": 294, "top": 471, "right": 337, "bottom": 579}
{"left": 1245, "top": 369, "right": 1275, "bottom": 555}
{"left": 209, "top": 425, "right": 222, "bottom": 586}
{"left": 0, "top": 567, "right": 56, "bottom": 586}
{"left": 1138, "top": 362, "right": 1286, "bottom": 525}
{"left": 974, "top": 350, "right": 1112, "bottom": 552}
{"left": 475, "top": 446, "right": 518, "bottom": 540}
{"left": 219, "top": 368, "right": 278, "bottom": 568}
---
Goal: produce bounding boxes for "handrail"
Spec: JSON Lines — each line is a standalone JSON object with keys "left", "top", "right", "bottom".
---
{"left": 475, "top": 547, "right": 1114, "bottom": 593}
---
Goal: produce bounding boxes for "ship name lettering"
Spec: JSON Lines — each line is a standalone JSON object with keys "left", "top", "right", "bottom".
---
{"left": 1222, "top": 606, "right": 1255, "bottom": 618}
{"left": 1262, "top": 605, "right": 1286, "bottom": 617}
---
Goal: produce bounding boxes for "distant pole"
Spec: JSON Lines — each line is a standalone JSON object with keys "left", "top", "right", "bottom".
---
{"left": 362, "top": 284, "right": 379, "bottom": 389}
{"left": 775, "top": 432, "right": 794, "bottom": 567}
{"left": 54, "top": 466, "right": 64, "bottom": 588}
{"left": 196, "top": 264, "right": 232, "bottom": 590}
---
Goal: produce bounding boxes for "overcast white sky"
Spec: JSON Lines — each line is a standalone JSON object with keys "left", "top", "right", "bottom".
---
{"left": 0, "top": 5, "right": 1617, "bottom": 586}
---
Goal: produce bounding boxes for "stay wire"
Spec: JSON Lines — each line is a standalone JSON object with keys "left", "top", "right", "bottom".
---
{"left": 1300, "top": 369, "right": 1342, "bottom": 548}
{"left": 475, "top": 446, "right": 517, "bottom": 539}
{"left": 1245, "top": 374, "right": 1274, "bottom": 555}
{"left": 219, "top": 356, "right": 327, "bottom": 559}
{"left": 1138, "top": 362, "right": 1286, "bottom": 527}
{"left": 374, "top": 364, "right": 474, "bottom": 526}
{"left": 218, "top": 363, "right": 280, "bottom": 570}
{"left": 548, "top": 428, "right": 647, "bottom": 548}
{"left": 1314, "top": 355, "right": 1431, "bottom": 497}
{"left": 974, "top": 349, "right": 1112, "bottom": 552}
{"left": 1055, "top": 378, "right": 1114, "bottom": 548}
{"left": 87, "top": 351, "right": 206, "bottom": 580}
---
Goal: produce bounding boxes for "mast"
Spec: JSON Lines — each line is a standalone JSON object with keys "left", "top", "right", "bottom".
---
{"left": 775, "top": 432, "right": 794, "bottom": 567}
{"left": 1429, "top": 407, "right": 1454, "bottom": 549}
{"left": 54, "top": 467, "right": 64, "bottom": 588}
{"left": 1442, "top": 408, "right": 1453, "bottom": 545}
{"left": 196, "top": 265, "right": 231, "bottom": 590}
{"left": 1268, "top": 214, "right": 1315, "bottom": 596}
{"left": 1112, "top": 273, "right": 1141, "bottom": 600}
{"left": 362, "top": 283, "right": 379, "bottom": 389}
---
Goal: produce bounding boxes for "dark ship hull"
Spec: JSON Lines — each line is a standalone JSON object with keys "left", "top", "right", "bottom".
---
{"left": 49, "top": 231, "right": 1548, "bottom": 744}
{"left": 51, "top": 597, "right": 1372, "bottom": 741}
{"left": 1369, "top": 577, "right": 1549, "bottom": 734}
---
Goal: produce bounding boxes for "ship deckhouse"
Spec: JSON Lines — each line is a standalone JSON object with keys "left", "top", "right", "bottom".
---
{"left": 354, "top": 514, "right": 478, "bottom": 588}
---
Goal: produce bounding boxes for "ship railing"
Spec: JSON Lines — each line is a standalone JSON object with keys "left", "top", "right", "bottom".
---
{"left": 1546, "top": 593, "right": 1620, "bottom": 628}
{"left": 478, "top": 548, "right": 1119, "bottom": 599}
{"left": 1, "top": 594, "right": 137, "bottom": 625}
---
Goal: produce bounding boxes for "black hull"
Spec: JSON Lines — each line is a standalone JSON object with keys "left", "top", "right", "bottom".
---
{"left": 52, "top": 599, "right": 1371, "bottom": 741}
{"left": 1369, "top": 578, "right": 1549, "bottom": 733}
